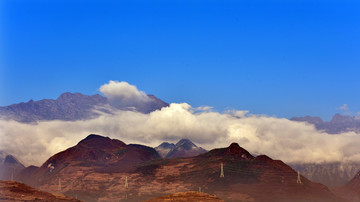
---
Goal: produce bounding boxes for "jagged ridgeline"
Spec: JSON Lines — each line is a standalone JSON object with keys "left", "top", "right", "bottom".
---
{"left": 0, "top": 92, "right": 168, "bottom": 122}
{"left": 11, "top": 134, "right": 343, "bottom": 202}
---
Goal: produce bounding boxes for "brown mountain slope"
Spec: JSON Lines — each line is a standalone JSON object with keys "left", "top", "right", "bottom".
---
{"left": 0, "top": 180, "right": 80, "bottom": 201}
{"left": 19, "top": 134, "right": 160, "bottom": 189}
{"left": 17, "top": 136, "right": 345, "bottom": 202}
{"left": 333, "top": 171, "right": 360, "bottom": 202}
{"left": 131, "top": 143, "right": 343, "bottom": 202}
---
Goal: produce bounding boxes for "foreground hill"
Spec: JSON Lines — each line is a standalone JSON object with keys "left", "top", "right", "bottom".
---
{"left": 145, "top": 191, "right": 224, "bottom": 202}
{"left": 16, "top": 134, "right": 344, "bottom": 202}
{"left": 19, "top": 134, "right": 160, "bottom": 189}
{"left": 0, "top": 92, "right": 168, "bottom": 122}
{"left": 0, "top": 180, "right": 80, "bottom": 201}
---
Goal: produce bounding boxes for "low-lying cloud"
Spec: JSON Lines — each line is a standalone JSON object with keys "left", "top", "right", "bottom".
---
{"left": 1, "top": 103, "right": 360, "bottom": 166}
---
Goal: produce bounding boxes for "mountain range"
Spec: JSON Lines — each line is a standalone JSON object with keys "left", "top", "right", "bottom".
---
{"left": 290, "top": 163, "right": 360, "bottom": 188}
{"left": 0, "top": 92, "right": 168, "bottom": 122}
{"left": 3, "top": 92, "right": 360, "bottom": 201}
{"left": 10, "top": 134, "right": 345, "bottom": 202}
{"left": 291, "top": 114, "right": 360, "bottom": 134}
{"left": 290, "top": 114, "right": 360, "bottom": 188}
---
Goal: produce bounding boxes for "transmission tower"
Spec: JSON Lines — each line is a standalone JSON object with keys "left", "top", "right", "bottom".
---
{"left": 124, "top": 175, "right": 129, "bottom": 200}
{"left": 125, "top": 176, "right": 128, "bottom": 188}
{"left": 220, "top": 163, "right": 224, "bottom": 178}
{"left": 296, "top": 171, "right": 302, "bottom": 184}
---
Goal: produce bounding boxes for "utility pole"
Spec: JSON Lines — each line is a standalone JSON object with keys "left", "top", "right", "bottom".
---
{"left": 220, "top": 163, "right": 224, "bottom": 178}
{"left": 296, "top": 171, "right": 302, "bottom": 184}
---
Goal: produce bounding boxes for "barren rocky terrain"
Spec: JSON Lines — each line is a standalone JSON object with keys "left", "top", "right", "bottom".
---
{"left": 0, "top": 180, "right": 80, "bottom": 201}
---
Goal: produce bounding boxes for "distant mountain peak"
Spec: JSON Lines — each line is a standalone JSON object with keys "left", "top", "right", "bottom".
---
{"left": 330, "top": 113, "right": 353, "bottom": 124}
{"left": 290, "top": 116, "right": 324, "bottom": 125}
{"left": 177, "top": 138, "right": 191, "bottom": 143}
{"left": 57, "top": 92, "right": 76, "bottom": 99}
{"left": 154, "top": 142, "right": 176, "bottom": 158}
{"left": 175, "top": 139, "right": 197, "bottom": 149}
{"left": 0, "top": 153, "right": 25, "bottom": 181}
{"left": 291, "top": 113, "right": 360, "bottom": 134}
{"left": 154, "top": 138, "right": 207, "bottom": 159}
{"left": 164, "top": 139, "right": 207, "bottom": 159}
{"left": 4, "top": 155, "right": 20, "bottom": 164}
{"left": 158, "top": 142, "right": 175, "bottom": 148}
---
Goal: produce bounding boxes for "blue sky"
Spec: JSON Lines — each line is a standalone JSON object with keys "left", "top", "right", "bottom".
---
{"left": 1, "top": 0, "right": 360, "bottom": 120}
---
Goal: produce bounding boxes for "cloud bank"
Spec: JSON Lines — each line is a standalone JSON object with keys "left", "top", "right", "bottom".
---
{"left": 1, "top": 81, "right": 360, "bottom": 166}
{"left": 1, "top": 103, "right": 360, "bottom": 166}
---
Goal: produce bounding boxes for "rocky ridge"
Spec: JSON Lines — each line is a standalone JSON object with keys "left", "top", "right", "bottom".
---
{"left": 0, "top": 92, "right": 168, "bottom": 122}
{"left": 291, "top": 113, "right": 360, "bottom": 134}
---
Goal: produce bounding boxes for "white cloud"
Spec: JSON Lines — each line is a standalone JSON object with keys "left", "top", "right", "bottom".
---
{"left": 225, "top": 109, "right": 249, "bottom": 118}
{"left": 196, "top": 106, "right": 214, "bottom": 112}
{"left": 1, "top": 103, "right": 360, "bottom": 166}
{"left": 99, "top": 80, "right": 151, "bottom": 110}
{"left": 338, "top": 104, "right": 349, "bottom": 111}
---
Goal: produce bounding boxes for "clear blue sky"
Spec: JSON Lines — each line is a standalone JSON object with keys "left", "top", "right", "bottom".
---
{"left": 1, "top": 0, "right": 359, "bottom": 120}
